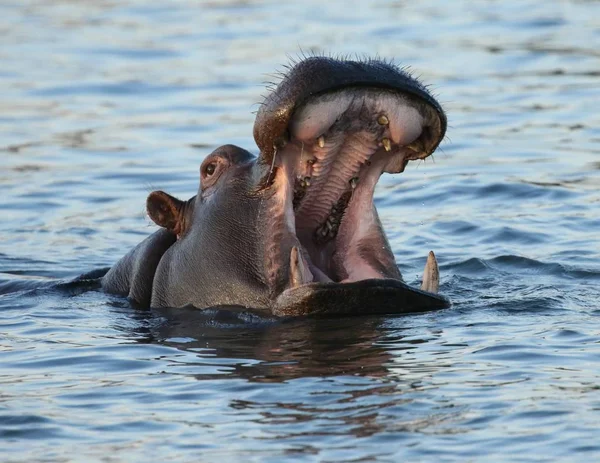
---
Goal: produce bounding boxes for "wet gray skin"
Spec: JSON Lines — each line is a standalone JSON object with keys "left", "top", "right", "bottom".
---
{"left": 102, "top": 56, "right": 450, "bottom": 317}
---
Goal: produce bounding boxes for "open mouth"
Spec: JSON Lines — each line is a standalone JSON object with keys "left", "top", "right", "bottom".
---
{"left": 253, "top": 57, "right": 446, "bottom": 295}
{"left": 255, "top": 59, "right": 446, "bottom": 293}
{"left": 281, "top": 87, "right": 444, "bottom": 287}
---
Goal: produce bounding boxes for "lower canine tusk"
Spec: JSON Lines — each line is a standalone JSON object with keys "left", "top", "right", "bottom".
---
{"left": 421, "top": 251, "right": 440, "bottom": 293}
{"left": 289, "top": 246, "right": 313, "bottom": 288}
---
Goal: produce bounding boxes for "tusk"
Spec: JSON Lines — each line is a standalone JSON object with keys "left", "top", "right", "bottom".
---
{"left": 382, "top": 138, "right": 392, "bottom": 152}
{"left": 289, "top": 246, "right": 313, "bottom": 288}
{"left": 421, "top": 251, "right": 440, "bottom": 293}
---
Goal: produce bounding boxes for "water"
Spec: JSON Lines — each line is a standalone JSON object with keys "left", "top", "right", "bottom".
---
{"left": 1, "top": 1, "right": 599, "bottom": 461}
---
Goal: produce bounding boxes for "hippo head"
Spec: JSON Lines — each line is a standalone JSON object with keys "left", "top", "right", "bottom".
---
{"left": 107, "top": 56, "right": 449, "bottom": 316}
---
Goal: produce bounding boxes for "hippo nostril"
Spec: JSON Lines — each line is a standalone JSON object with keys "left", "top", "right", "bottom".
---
{"left": 420, "top": 125, "right": 432, "bottom": 151}
{"left": 404, "top": 136, "right": 427, "bottom": 158}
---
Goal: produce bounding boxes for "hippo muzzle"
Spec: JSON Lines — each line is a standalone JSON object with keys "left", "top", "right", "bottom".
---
{"left": 102, "top": 56, "right": 450, "bottom": 317}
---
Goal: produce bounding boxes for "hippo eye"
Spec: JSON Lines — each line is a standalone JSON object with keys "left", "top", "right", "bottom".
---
{"left": 200, "top": 157, "right": 228, "bottom": 192}
{"left": 204, "top": 162, "right": 217, "bottom": 176}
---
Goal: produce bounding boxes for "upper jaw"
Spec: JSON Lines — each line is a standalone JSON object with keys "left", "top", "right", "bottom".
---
{"left": 289, "top": 87, "right": 444, "bottom": 167}
{"left": 254, "top": 56, "right": 446, "bottom": 166}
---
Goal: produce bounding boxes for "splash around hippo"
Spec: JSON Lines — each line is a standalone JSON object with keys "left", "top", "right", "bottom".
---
{"left": 102, "top": 56, "right": 450, "bottom": 317}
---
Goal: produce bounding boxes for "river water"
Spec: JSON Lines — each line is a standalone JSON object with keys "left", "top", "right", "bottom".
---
{"left": 1, "top": 1, "right": 599, "bottom": 461}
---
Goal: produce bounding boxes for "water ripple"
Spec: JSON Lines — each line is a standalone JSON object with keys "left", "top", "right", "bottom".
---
{"left": 1, "top": 0, "right": 599, "bottom": 461}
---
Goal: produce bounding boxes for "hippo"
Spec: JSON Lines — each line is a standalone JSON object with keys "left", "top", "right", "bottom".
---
{"left": 102, "top": 56, "right": 449, "bottom": 317}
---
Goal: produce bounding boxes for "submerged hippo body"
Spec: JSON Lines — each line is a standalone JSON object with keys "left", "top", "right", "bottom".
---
{"left": 102, "top": 56, "right": 449, "bottom": 317}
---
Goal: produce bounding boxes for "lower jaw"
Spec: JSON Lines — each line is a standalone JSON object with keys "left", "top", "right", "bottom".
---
{"left": 272, "top": 250, "right": 445, "bottom": 317}
{"left": 272, "top": 277, "right": 450, "bottom": 318}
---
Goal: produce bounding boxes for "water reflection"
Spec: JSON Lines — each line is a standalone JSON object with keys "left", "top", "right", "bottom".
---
{"left": 117, "top": 306, "right": 468, "bottom": 442}
{"left": 137, "top": 307, "right": 398, "bottom": 381}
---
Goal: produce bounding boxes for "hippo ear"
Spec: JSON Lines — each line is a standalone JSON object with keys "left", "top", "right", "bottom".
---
{"left": 146, "top": 191, "right": 184, "bottom": 233}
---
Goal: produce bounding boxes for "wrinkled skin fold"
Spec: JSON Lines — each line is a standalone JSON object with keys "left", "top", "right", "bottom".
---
{"left": 102, "top": 56, "right": 450, "bottom": 317}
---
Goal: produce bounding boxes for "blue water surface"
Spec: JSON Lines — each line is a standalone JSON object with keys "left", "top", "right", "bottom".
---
{"left": 1, "top": 1, "right": 599, "bottom": 461}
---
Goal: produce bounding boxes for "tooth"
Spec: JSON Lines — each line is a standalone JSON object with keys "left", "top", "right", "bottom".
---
{"left": 317, "top": 136, "right": 325, "bottom": 148}
{"left": 382, "top": 138, "right": 392, "bottom": 152}
{"left": 289, "top": 246, "right": 313, "bottom": 288}
{"left": 349, "top": 177, "right": 358, "bottom": 189}
{"left": 421, "top": 251, "right": 440, "bottom": 294}
{"left": 304, "top": 177, "right": 311, "bottom": 187}
{"left": 377, "top": 115, "right": 389, "bottom": 126}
